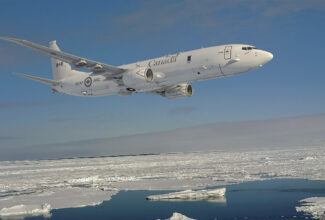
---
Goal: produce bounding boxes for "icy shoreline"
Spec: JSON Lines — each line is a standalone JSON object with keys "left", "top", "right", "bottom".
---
{"left": 0, "top": 146, "right": 324, "bottom": 218}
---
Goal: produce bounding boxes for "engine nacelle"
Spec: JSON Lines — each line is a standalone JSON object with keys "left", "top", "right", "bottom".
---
{"left": 162, "top": 84, "right": 193, "bottom": 99}
{"left": 122, "top": 67, "right": 155, "bottom": 90}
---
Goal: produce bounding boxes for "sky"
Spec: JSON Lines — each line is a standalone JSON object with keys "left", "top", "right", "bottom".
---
{"left": 0, "top": 0, "right": 325, "bottom": 160}
{"left": 1, "top": 114, "right": 324, "bottom": 160}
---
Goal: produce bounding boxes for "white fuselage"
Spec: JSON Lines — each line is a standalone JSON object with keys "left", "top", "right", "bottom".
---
{"left": 55, "top": 44, "right": 273, "bottom": 97}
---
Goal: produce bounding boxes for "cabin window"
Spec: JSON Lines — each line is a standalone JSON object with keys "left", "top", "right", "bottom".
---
{"left": 187, "top": 55, "right": 191, "bottom": 63}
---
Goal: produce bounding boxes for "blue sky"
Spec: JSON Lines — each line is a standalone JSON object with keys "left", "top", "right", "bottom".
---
{"left": 0, "top": 0, "right": 325, "bottom": 158}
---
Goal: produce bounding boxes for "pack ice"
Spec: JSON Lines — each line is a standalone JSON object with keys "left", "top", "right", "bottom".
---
{"left": 0, "top": 146, "right": 324, "bottom": 218}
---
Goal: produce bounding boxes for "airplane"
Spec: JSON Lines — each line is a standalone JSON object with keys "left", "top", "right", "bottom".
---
{"left": 0, "top": 37, "right": 273, "bottom": 99}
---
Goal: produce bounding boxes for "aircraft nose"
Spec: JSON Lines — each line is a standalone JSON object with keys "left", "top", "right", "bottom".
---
{"left": 259, "top": 50, "right": 273, "bottom": 66}
{"left": 265, "top": 51, "right": 273, "bottom": 62}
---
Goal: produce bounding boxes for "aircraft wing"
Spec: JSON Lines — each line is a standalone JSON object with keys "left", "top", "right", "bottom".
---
{"left": 0, "top": 36, "right": 126, "bottom": 79}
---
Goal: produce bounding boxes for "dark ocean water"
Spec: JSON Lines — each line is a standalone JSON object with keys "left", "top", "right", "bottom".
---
{"left": 7, "top": 179, "right": 325, "bottom": 220}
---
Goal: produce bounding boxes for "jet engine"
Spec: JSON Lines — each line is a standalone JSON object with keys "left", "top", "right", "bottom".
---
{"left": 162, "top": 84, "right": 193, "bottom": 99}
{"left": 122, "top": 67, "right": 155, "bottom": 90}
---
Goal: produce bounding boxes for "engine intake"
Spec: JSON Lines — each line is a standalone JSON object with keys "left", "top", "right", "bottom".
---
{"left": 162, "top": 84, "right": 193, "bottom": 99}
{"left": 145, "top": 68, "right": 154, "bottom": 82}
{"left": 123, "top": 67, "right": 155, "bottom": 90}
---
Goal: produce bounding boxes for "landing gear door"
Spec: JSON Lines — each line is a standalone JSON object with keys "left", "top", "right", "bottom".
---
{"left": 224, "top": 46, "right": 232, "bottom": 60}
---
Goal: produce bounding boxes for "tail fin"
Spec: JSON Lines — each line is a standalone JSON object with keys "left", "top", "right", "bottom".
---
{"left": 49, "top": 41, "right": 74, "bottom": 80}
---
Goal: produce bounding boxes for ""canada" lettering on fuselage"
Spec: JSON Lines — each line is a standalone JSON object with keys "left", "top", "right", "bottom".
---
{"left": 148, "top": 55, "right": 177, "bottom": 67}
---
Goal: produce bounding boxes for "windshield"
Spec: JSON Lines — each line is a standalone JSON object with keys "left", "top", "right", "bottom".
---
{"left": 242, "top": 46, "right": 258, "bottom": 50}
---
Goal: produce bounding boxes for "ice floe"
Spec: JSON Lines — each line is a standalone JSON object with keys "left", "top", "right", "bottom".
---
{"left": 0, "top": 188, "right": 116, "bottom": 218}
{"left": 160, "top": 212, "right": 196, "bottom": 220}
{"left": 296, "top": 197, "right": 325, "bottom": 220}
{"left": 0, "top": 146, "right": 323, "bottom": 218}
{"left": 147, "top": 188, "right": 226, "bottom": 201}
{"left": 0, "top": 203, "right": 51, "bottom": 218}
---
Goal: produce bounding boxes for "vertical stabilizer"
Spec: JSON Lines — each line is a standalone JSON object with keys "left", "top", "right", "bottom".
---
{"left": 49, "top": 41, "right": 73, "bottom": 80}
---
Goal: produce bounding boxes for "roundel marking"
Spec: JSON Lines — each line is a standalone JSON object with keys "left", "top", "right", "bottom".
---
{"left": 84, "top": 77, "right": 92, "bottom": 87}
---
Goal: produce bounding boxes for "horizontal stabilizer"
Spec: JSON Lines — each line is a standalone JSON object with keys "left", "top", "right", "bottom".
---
{"left": 13, "top": 72, "right": 59, "bottom": 86}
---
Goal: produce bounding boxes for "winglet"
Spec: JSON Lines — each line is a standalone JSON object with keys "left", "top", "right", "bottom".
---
{"left": 13, "top": 72, "right": 59, "bottom": 86}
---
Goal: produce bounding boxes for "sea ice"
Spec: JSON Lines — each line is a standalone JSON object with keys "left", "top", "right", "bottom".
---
{"left": 147, "top": 188, "right": 226, "bottom": 201}
{"left": 0, "top": 203, "right": 51, "bottom": 218}
{"left": 160, "top": 212, "right": 196, "bottom": 220}
{"left": 0, "top": 146, "right": 323, "bottom": 218}
{"left": 296, "top": 197, "right": 325, "bottom": 220}
{"left": 0, "top": 188, "right": 116, "bottom": 218}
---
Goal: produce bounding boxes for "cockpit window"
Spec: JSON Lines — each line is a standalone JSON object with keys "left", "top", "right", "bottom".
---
{"left": 242, "top": 46, "right": 258, "bottom": 50}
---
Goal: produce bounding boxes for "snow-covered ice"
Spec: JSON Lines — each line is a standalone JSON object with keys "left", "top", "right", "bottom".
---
{"left": 0, "top": 188, "right": 116, "bottom": 218}
{"left": 296, "top": 197, "right": 325, "bottom": 220}
{"left": 0, "top": 146, "right": 324, "bottom": 217}
{"left": 160, "top": 212, "right": 196, "bottom": 220}
{"left": 147, "top": 188, "right": 226, "bottom": 201}
{"left": 0, "top": 203, "right": 51, "bottom": 218}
